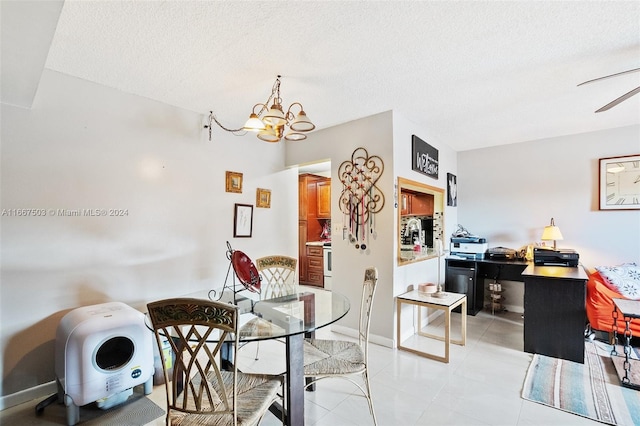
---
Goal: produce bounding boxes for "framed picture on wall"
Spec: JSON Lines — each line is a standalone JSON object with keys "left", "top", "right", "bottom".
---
{"left": 447, "top": 173, "right": 457, "bottom": 206}
{"left": 233, "top": 204, "right": 253, "bottom": 237}
{"left": 226, "top": 171, "right": 243, "bottom": 193}
{"left": 256, "top": 188, "right": 271, "bottom": 208}
{"left": 599, "top": 154, "right": 640, "bottom": 210}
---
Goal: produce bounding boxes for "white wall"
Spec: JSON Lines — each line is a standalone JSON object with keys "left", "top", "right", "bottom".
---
{"left": 392, "top": 112, "right": 459, "bottom": 341}
{"left": 458, "top": 125, "right": 640, "bottom": 311}
{"left": 287, "top": 111, "right": 460, "bottom": 346}
{"left": 287, "top": 112, "right": 396, "bottom": 345}
{"left": 0, "top": 70, "right": 298, "bottom": 403}
{"left": 5, "top": 70, "right": 635, "bottom": 405}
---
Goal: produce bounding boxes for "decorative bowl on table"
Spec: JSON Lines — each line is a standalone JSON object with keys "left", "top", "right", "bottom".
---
{"left": 418, "top": 283, "right": 437, "bottom": 294}
{"left": 231, "top": 250, "right": 261, "bottom": 293}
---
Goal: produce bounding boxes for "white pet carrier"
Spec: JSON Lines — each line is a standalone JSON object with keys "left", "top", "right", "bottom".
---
{"left": 55, "top": 301, "right": 154, "bottom": 425}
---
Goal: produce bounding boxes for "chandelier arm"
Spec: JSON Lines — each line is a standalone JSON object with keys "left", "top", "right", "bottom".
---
{"left": 208, "top": 112, "right": 245, "bottom": 134}
{"left": 252, "top": 102, "right": 270, "bottom": 119}
{"left": 287, "top": 102, "right": 304, "bottom": 113}
{"left": 285, "top": 110, "right": 295, "bottom": 125}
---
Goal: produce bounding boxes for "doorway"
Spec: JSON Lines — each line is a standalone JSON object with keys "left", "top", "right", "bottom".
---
{"left": 298, "top": 161, "right": 331, "bottom": 287}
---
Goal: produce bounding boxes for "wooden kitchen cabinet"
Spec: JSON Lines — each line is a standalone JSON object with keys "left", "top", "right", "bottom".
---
{"left": 316, "top": 179, "right": 331, "bottom": 219}
{"left": 298, "top": 220, "right": 308, "bottom": 283}
{"left": 400, "top": 193, "right": 409, "bottom": 215}
{"left": 411, "top": 192, "right": 434, "bottom": 215}
{"left": 306, "top": 245, "right": 324, "bottom": 287}
{"left": 401, "top": 190, "right": 434, "bottom": 216}
{"left": 299, "top": 178, "right": 308, "bottom": 220}
{"left": 299, "top": 173, "right": 330, "bottom": 286}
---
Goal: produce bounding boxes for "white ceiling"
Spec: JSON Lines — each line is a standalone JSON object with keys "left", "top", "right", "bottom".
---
{"left": 2, "top": 1, "right": 640, "bottom": 151}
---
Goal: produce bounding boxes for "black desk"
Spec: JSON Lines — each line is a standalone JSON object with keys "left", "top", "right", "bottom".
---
{"left": 445, "top": 257, "right": 528, "bottom": 315}
{"left": 445, "top": 258, "right": 588, "bottom": 363}
{"left": 522, "top": 265, "right": 588, "bottom": 363}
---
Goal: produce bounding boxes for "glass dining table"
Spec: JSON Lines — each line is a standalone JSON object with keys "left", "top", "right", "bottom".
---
{"left": 184, "top": 286, "right": 351, "bottom": 426}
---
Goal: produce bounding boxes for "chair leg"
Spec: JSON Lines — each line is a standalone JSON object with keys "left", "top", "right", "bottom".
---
{"left": 363, "top": 371, "right": 377, "bottom": 425}
{"left": 254, "top": 341, "right": 260, "bottom": 360}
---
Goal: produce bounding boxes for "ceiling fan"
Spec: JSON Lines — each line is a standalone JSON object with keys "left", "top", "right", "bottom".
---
{"left": 578, "top": 67, "right": 640, "bottom": 113}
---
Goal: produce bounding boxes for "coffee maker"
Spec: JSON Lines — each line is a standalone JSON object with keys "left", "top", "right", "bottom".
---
{"left": 421, "top": 218, "right": 434, "bottom": 248}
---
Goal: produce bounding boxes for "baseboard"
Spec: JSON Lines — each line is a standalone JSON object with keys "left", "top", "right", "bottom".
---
{"left": 330, "top": 324, "right": 394, "bottom": 349}
{"left": 503, "top": 303, "right": 524, "bottom": 314}
{"left": 0, "top": 380, "right": 56, "bottom": 411}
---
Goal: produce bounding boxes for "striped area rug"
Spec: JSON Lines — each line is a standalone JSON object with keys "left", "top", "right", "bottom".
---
{"left": 522, "top": 341, "right": 640, "bottom": 426}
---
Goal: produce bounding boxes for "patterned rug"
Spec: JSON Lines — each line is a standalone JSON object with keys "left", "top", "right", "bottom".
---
{"left": 522, "top": 340, "right": 640, "bottom": 426}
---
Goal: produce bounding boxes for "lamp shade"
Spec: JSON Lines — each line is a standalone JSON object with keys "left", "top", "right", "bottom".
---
{"left": 541, "top": 218, "right": 563, "bottom": 249}
{"left": 541, "top": 226, "right": 563, "bottom": 241}
{"left": 289, "top": 110, "right": 315, "bottom": 132}
{"left": 284, "top": 131, "right": 307, "bottom": 141}
{"left": 242, "top": 113, "right": 266, "bottom": 132}
{"left": 263, "top": 103, "right": 286, "bottom": 126}
{"left": 257, "top": 125, "right": 280, "bottom": 143}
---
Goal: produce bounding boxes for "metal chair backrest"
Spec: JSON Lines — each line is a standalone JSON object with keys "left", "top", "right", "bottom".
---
{"left": 147, "top": 298, "right": 239, "bottom": 424}
{"left": 256, "top": 255, "right": 298, "bottom": 300}
{"left": 360, "top": 267, "right": 378, "bottom": 357}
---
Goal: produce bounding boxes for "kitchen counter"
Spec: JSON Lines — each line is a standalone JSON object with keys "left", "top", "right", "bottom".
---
{"left": 306, "top": 241, "right": 331, "bottom": 246}
{"left": 399, "top": 247, "right": 438, "bottom": 261}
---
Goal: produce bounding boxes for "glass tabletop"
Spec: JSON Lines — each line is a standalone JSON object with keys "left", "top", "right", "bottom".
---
{"left": 183, "top": 286, "right": 350, "bottom": 342}
{"left": 613, "top": 298, "right": 640, "bottom": 319}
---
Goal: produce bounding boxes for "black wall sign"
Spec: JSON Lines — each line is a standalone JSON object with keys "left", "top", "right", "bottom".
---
{"left": 411, "top": 135, "right": 438, "bottom": 179}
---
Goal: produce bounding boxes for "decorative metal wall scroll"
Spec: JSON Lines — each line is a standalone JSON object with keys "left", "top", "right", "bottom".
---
{"left": 338, "top": 147, "right": 385, "bottom": 250}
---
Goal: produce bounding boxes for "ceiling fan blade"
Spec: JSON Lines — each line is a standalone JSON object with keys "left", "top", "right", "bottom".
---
{"left": 595, "top": 86, "right": 640, "bottom": 113}
{"left": 578, "top": 67, "right": 640, "bottom": 86}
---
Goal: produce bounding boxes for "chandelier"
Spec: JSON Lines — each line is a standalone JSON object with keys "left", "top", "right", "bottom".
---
{"left": 205, "top": 75, "right": 315, "bottom": 143}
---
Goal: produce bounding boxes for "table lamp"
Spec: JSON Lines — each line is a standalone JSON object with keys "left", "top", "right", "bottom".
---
{"left": 541, "top": 218, "right": 563, "bottom": 250}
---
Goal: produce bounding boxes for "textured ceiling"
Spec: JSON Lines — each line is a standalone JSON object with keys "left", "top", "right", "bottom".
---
{"left": 6, "top": 1, "right": 640, "bottom": 151}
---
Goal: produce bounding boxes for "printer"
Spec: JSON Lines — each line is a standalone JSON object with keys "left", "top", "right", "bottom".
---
{"left": 533, "top": 247, "right": 579, "bottom": 267}
{"left": 450, "top": 237, "right": 488, "bottom": 259}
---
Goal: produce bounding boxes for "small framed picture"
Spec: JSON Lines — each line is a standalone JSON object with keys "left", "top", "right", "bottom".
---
{"left": 256, "top": 188, "right": 271, "bottom": 208}
{"left": 233, "top": 203, "right": 253, "bottom": 237}
{"left": 599, "top": 154, "right": 640, "bottom": 210}
{"left": 225, "top": 171, "right": 243, "bottom": 193}
{"left": 447, "top": 173, "right": 457, "bottom": 207}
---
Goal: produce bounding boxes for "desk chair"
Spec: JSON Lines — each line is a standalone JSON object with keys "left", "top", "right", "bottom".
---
{"left": 249, "top": 255, "right": 298, "bottom": 360}
{"left": 303, "top": 267, "right": 378, "bottom": 425}
{"left": 147, "top": 298, "right": 283, "bottom": 426}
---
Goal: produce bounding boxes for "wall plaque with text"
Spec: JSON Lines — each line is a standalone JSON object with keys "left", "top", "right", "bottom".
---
{"left": 411, "top": 135, "right": 438, "bottom": 179}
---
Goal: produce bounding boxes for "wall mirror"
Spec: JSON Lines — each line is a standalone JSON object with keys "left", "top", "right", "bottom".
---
{"left": 397, "top": 177, "right": 444, "bottom": 265}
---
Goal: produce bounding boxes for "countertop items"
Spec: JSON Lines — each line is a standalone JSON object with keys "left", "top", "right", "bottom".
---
{"left": 399, "top": 246, "right": 437, "bottom": 260}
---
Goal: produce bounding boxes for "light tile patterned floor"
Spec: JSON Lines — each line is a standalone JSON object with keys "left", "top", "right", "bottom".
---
{"left": 1, "top": 310, "right": 602, "bottom": 425}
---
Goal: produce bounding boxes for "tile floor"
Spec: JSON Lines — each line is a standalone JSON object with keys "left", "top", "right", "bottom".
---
{"left": 238, "top": 309, "right": 602, "bottom": 425}
{"left": 1, "top": 309, "right": 602, "bottom": 425}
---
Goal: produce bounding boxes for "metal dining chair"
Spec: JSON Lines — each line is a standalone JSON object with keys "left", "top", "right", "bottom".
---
{"left": 147, "top": 297, "right": 283, "bottom": 426}
{"left": 302, "top": 266, "right": 379, "bottom": 425}
{"left": 256, "top": 256, "right": 298, "bottom": 300}
{"left": 248, "top": 255, "right": 298, "bottom": 360}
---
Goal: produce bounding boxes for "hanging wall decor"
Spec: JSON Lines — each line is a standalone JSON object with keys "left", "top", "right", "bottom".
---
{"left": 256, "top": 188, "right": 271, "bottom": 208}
{"left": 233, "top": 203, "right": 253, "bottom": 237}
{"left": 338, "top": 147, "right": 385, "bottom": 250}
{"left": 411, "top": 134, "right": 439, "bottom": 179}
{"left": 447, "top": 173, "right": 457, "bottom": 206}
{"left": 225, "top": 171, "right": 243, "bottom": 193}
